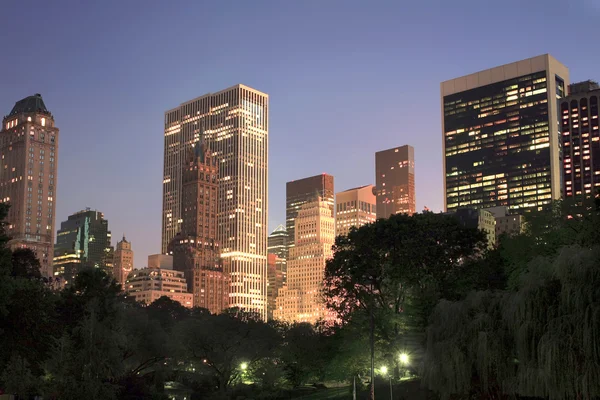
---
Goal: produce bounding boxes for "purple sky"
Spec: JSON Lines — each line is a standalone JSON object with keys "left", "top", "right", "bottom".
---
{"left": 1, "top": 0, "right": 599, "bottom": 268}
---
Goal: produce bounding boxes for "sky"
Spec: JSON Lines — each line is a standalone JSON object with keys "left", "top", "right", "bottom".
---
{"left": 1, "top": 0, "right": 599, "bottom": 268}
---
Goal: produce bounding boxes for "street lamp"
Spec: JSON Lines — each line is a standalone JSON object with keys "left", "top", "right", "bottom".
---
{"left": 381, "top": 365, "right": 392, "bottom": 400}
{"left": 399, "top": 353, "right": 409, "bottom": 366}
{"left": 240, "top": 362, "right": 248, "bottom": 371}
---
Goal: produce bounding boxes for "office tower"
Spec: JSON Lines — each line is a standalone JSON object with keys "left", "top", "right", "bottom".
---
{"left": 286, "top": 174, "right": 334, "bottom": 252}
{"left": 267, "top": 253, "right": 286, "bottom": 320}
{"left": 125, "top": 267, "right": 193, "bottom": 308}
{"left": 147, "top": 254, "right": 173, "bottom": 269}
{"left": 267, "top": 224, "right": 288, "bottom": 259}
{"left": 274, "top": 199, "right": 335, "bottom": 324}
{"left": 113, "top": 235, "right": 134, "bottom": 286}
{"left": 453, "top": 208, "right": 496, "bottom": 248}
{"left": 164, "top": 85, "right": 268, "bottom": 318}
{"left": 375, "top": 145, "right": 416, "bottom": 219}
{"left": 442, "top": 54, "right": 570, "bottom": 213}
{"left": 335, "top": 185, "right": 377, "bottom": 236}
{"left": 53, "top": 209, "right": 113, "bottom": 285}
{"left": 560, "top": 80, "right": 600, "bottom": 200}
{"left": 169, "top": 141, "right": 227, "bottom": 312}
{"left": 0, "top": 94, "right": 58, "bottom": 277}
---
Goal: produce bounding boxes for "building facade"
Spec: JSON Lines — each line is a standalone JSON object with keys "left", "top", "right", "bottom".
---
{"left": 113, "top": 235, "right": 134, "bottom": 286}
{"left": 125, "top": 267, "right": 193, "bottom": 308}
{"left": 164, "top": 85, "right": 268, "bottom": 318}
{"left": 453, "top": 208, "right": 496, "bottom": 248}
{"left": 375, "top": 145, "right": 415, "bottom": 219}
{"left": 0, "top": 94, "right": 58, "bottom": 277}
{"left": 169, "top": 140, "right": 227, "bottom": 313}
{"left": 53, "top": 209, "right": 113, "bottom": 285}
{"left": 442, "top": 54, "right": 569, "bottom": 213}
{"left": 560, "top": 80, "right": 600, "bottom": 200}
{"left": 488, "top": 206, "right": 524, "bottom": 245}
{"left": 286, "top": 174, "right": 334, "bottom": 252}
{"left": 266, "top": 253, "right": 286, "bottom": 320}
{"left": 335, "top": 185, "right": 377, "bottom": 237}
{"left": 274, "top": 199, "right": 335, "bottom": 324}
{"left": 148, "top": 254, "right": 173, "bottom": 270}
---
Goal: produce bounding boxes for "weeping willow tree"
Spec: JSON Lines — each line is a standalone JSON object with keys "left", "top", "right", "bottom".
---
{"left": 424, "top": 246, "right": 600, "bottom": 399}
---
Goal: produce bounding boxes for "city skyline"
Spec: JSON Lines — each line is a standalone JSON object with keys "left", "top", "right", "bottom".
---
{"left": 2, "top": 1, "right": 600, "bottom": 266}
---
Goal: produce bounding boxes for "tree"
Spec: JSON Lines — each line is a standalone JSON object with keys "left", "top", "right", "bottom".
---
{"left": 146, "top": 295, "right": 189, "bottom": 331}
{"left": 423, "top": 245, "right": 600, "bottom": 399}
{"left": 10, "top": 248, "right": 42, "bottom": 279}
{"left": 280, "top": 323, "right": 327, "bottom": 386}
{"left": 174, "top": 312, "right": 280, "bottom": 394}
{"left": 0, "top": 355, "right": 41, "bottom": 399}
{"left": 323, "top": 212, "right": 488, "bottom": 377}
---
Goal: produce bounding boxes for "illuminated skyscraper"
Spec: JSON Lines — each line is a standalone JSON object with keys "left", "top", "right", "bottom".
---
{"left": 442, "top": 54, "right": 569, "bottom": 212}
{"left": 286, "top": 174, "right": 334, "bottom": 251}
{"left": 0, "top": 94, "right": 58, "bottom": 277}
{"left": 335, "top": 185, "right": 376, "bottom": 237}
{"left": 169, "top": 141, "right": 227, "bottom": 313}
{"left": 274, "top": 199, "right": 335, "bottom": 324}
{"left": 560, "top": 80, "right": 600, "bottom": 200}
{"left": 53, "top": 209, "right": 113, "bottom": 285}
{"left": 164, "top": 85, "right": 268, "bottom": 318}
{"left": 375, "top": 145, "right": 415, "bottom": 218}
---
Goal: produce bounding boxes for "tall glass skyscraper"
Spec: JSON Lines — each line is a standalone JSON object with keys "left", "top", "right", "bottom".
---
{"left": 163, "top": 84, "right": 269, "bottom": 318}
{"left": 441, "top": 54, "right": 569, "bottom": 212}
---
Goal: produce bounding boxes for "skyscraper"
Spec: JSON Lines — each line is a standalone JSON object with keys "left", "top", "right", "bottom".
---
{"left": 0, "top": 94, "right": 58, "bottom": 277}
{"left": 442, "top": 54, "right": 569, "bottom": 213}
{"left": 267, "top": 224, "right": 288, "bottom": 259}
{"left": 53, "top": 209, "right": 113, "bottom": 285}
{"left": 113, "top": 235, "right": 134, "bottom": 286}
{"left": 375, "top": 145, "right": 415, "bottom": 219}
{"left": 164, "top": 84, "right": 268, "bottom": 318}
{"left": 560, "top": 80, "right": 600, "bottom": 200}
{"left": 286, "top": 174, "right": 334, "bottom": 250}
{"left": 274, "top": 199, "right": 335, "bottom": 324}
{"left": 169, "top": 141, "right": 227, "bottom": 313}
{"left": 266, "top": 253, "right": 285, "bottom": 320}
{"left": 335, "top": 185, "right": 377, "bottom": 236}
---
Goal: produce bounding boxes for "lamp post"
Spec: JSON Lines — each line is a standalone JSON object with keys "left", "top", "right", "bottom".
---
{"left": 381, "top": 366, "right": 392, "bottom": 400}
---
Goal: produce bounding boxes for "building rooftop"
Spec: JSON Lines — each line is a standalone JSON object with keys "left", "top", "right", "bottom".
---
{"left": 270, "top": 225, "right": 287, "bottom": 235}
{"left": 8, "top": 93, "right": 51, "bottom": 117}
{"left": 568, "top": 80, "right": 600, "bottom": 95}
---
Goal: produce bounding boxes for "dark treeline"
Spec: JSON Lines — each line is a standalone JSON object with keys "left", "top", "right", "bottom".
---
{"left": 1, "top": 193, "right": 599, "bottom": 400}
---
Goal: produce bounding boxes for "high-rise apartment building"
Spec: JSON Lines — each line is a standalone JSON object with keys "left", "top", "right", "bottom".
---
{"left": 164, "top": 85, "right": 268, "bottom": 318}
{"left": 274, "top": 199, "right": 335, "bottom": 324}
{"left": 53, "top": 209, "right": 113, "bottom": 285}
{"left": 169, "top": 141, "right": 228, "bottom": 313}
{"left": 335, "top": 185, "right": 377, "bottom": 236}
{"left": 286, "top": 174, "right": 334, "bottom": 251}
{"left": 125, "top": 267, "right": 193, "bottom": 308}
{"left": 267, "top": 224, "right": 288, "bottom": 260}
{"left": 375, "top": 145, "right": 415, "bottom": 219}
{"left": 0, "top": 94, "right": 58, "bottom": 277}
{"left": 488, "top": 206, "right": 524, "bottom": 245}
{"left": 442, "top": 54, "right": 569, "bottom": 213}
{"left": 113, "top": 235, "right": 134, "bottom": 286}
{"left": 560, "top": 80, "right": 600, "bottom": 200}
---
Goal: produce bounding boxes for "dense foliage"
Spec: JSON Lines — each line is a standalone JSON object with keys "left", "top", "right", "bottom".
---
{"left": 2, "top": 193, "right": 599, "bottom": 399}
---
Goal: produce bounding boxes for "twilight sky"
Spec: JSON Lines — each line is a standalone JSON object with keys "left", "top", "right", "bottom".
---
{"left": 1, "top": 0, "right": 599, "bottom": 268}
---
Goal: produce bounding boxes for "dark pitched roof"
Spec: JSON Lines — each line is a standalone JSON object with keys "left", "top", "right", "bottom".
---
{"left": 9, "top": 94, "right": 49, "bottom": 116}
